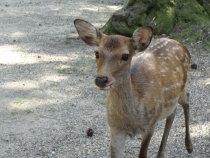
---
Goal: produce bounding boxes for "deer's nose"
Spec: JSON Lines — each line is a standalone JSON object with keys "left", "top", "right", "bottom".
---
{"left": 95, "top": 77, "right": 108, "bottom": 87}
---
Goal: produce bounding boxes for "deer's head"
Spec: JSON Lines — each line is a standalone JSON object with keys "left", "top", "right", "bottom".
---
{"left": 74, "top": 19, "right": 153, "bottom": 90}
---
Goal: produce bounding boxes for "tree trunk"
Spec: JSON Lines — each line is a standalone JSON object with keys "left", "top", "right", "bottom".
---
{"left": 101, "top": 0, "right": 210, "bottom": 47}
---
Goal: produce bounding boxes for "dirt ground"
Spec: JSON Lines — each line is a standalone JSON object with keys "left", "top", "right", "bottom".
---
{"left": 0, "top": 0, "right": 210, "bottom": 158}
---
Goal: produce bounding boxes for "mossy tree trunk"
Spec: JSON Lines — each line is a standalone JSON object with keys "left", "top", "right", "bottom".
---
{"left": 101, "top": 0, "right": 210, "bottom": 47}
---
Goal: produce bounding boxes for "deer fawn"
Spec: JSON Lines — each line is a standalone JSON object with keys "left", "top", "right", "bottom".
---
{"left": 74, "top": 19, "right": 193, "bottom": 158}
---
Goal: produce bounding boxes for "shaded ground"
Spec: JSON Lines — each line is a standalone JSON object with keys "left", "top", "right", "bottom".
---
{"left": 0, "top": 0, "right": 209, "bottom": 158}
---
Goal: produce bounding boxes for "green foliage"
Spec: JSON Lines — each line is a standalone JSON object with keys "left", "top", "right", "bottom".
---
{"left": 25, "top": 109, "right": 32, "bottom": 114}
{"left": 11, "top": 111, "right": 18, "bottom": 115}
{"left": 14, "top": 99, "right": 26, "bottom": 105}
{"left": 66, "top": 125, "right": 74, "bottom": 129}
{"left": 57, "top": 67, "right": 66, "bottom": 73}
{"left": 100, "top": 100, "right": 106, "bottom": 105}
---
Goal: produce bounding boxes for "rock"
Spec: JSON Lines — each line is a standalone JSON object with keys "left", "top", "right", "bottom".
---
{"left": 191, "top": 63, "right": 197, "bottom": 69}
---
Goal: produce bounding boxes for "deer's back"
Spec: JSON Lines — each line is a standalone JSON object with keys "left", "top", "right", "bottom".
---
{"left": 130, "top": 38, "right": 190, "bottom": 118}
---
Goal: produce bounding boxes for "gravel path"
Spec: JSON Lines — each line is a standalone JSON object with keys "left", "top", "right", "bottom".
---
{"left": 0, "top": 0, "right": 209, "bottom": 158}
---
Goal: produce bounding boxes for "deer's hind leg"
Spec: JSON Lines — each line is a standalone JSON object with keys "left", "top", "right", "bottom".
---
{"left": 156, "top": 108, "right": 176, "bottom": 158}
{"left": 178, "top": 89, "right": 193, "bottom": 153}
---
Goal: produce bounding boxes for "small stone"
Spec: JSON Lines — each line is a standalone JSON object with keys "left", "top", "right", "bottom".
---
{"left": 86, "top": 128, "right": 94, "bottom": 137}
{"left": 36, "top": 152, "right": 41, "bottom": 156}
{"left": 191, "top": 63, "right": 197, "bottom": 69}
{"left": 47, "top": 153, "right": 53, "bottom": 158}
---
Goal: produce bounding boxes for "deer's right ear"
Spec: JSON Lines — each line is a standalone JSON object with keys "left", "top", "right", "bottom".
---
{"left": 131, "top": 26, "right": 153, "bottom": 52}
{"left": 74, "top": 19, "right": 104, "bottom": 46}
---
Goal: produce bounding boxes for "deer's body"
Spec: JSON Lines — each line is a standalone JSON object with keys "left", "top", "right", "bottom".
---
{"left": 74, "top": 19, "right": 193, "bottom": 158}
{"left": 107, "top": 38, "right": 190, "bottom": 136}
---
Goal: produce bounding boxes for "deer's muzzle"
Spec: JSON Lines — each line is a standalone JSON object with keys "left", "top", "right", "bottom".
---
{"left": 95, "top": 77, "right": 108, "bottom": 88}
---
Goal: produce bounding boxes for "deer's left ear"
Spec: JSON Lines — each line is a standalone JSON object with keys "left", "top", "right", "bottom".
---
{"left": 74, "top": 19, "right": 104, "bottom": 46}
{"left": 131, "top": 26, "right": 153, "bottom": 52}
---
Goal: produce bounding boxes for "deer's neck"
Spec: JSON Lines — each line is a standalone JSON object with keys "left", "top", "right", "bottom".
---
{"left": 108, "top": 77, "right": 137, "bottom": 115}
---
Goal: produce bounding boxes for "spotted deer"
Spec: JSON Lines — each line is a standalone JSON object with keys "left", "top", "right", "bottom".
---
{"left": 74, "top": 19, "right": 193, "bottom": 158}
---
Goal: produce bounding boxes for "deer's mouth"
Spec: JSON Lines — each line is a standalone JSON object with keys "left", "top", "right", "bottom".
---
{"left": 97, "top": 83, "right": 115, "bottom": 91}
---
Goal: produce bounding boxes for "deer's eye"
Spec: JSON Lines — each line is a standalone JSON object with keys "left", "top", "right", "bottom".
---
{"left": 95, "top": 51, "right": 99, "bottom": 59}
{"left": 121, "top": 54, "right": 129, "bottom": 61}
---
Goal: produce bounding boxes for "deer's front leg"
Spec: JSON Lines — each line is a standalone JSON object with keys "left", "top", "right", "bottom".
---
{"left": 139, "top": 129, "right": 154, "bottom": 158}
{"left": 110, "top": 128, "right": 126, "bottom": 158}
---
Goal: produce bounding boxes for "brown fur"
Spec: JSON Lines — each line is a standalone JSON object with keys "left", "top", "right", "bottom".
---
{"left": 103, "top": 36, "right": 121, "bottom": 51}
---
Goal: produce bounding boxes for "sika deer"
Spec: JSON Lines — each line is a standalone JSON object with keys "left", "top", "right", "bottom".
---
{"left": 74, "top": 19, "right": 193, "bottom": 158}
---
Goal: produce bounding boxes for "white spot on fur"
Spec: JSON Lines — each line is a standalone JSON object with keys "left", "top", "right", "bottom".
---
{"left": 160, "top": 69, "right": 166, "bottom": 73}
{"left": 164, "top": 41, "right": 168, "bottom": 46}
{"left": 152, "top": 48, "right": 157, "bottom": 53}
{"left": 168, "top": 53, "right": 172, "bottom": 57}
{"left": 176, "top": 67, "right": 180, "bottom": 72}
{"left": 162, "top": 82, "right": 184, "bottom": 92}
{"left": 150, "top": 81, "right": 155, "bottom": 85}
{"left": 175, "top": 56, "right": 179, "bottom": 61}
{"left": 183, "top": 63, "right": 187, "bottom": 67}
{"left": 172, "top": 46, "right": 181, "bottom": 50}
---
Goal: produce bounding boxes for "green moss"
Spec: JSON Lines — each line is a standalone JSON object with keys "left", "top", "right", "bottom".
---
{"left": 115, "top": 24, "right": 139, "bottom": 37}
{"left": 126, "top": 0, "right": 137, "bottom": 7}
{"left": 176, "top": 0, "right": 208, "bottom": 23}
{"left": 101, "top": 0, "right": 210, "bottom": 48}
{"left": 100, "top": 18, "right": 115, "bottom": 35}
{"left": 202, "top": 1, "right": 210, "bottom": 14}
{"left": 135, "top": 14, "right": 147, "bottom": 26}
{"left": 171, "top": 0, "right": 210, "bottom": 47}
{"left": 153, "top": 0, "right": 175, "bottom": 8}
{"left": 155, "top": 6, "right": 176, "bottom": 34}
